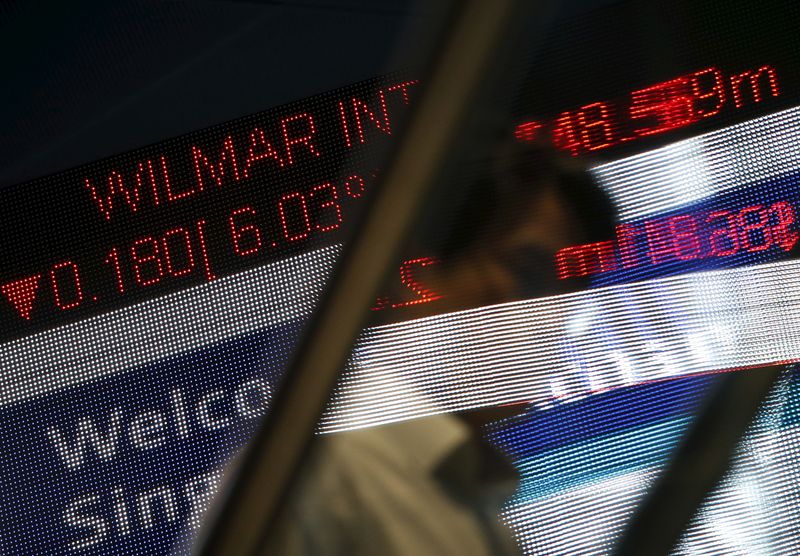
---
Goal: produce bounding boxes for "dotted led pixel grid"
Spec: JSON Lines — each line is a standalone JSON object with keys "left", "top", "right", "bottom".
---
{"left": 1, "top": 59, "right": 799, "bottom": 553}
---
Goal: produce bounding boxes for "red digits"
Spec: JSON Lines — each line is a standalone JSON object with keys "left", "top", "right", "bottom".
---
{"left": 162, "top": 228, "right": 195, "bottom": 277}
{"left": 616, "top": 224, "right": 646, "bottom": 269}
{"left": 278, "top": 192, "right": 312, "bottom": 242}
{"left": 706, "top": 211, "right": 740, "bottom": 257}
{"left": 229, "top": 207, "right": 262, "bottom": 256}
{"left": 667, "top": 215, "right": 702, "bottom": 260}
{"left": 690, "top": 67, "right": 726, "bottom": 118}
{"left": 551, "top": 111, "right": 582, "bottom": 156}
{"left": 738, "top": 205, "right": 772, "bottom": 252}
{"left": 768, "top": 201, "right": 799, "bottom": 252}
{"left": 630, "top": 77, "right": 695, "bottom": 137}
{"left": 645, "top": 220, "right": 675, "bottom": 265}
{"left": 131, "top": 237, "right": 163, "bottom": 286}
{"left": 577, "top": 102, "right": 615, "bottom": 151}
{"left": 310, "top": 183, "right": 343, "bottom": 232}
{"left": 392, "top": 257, "right": 442, "bottom": 308}
{"left": 107, "top": 223, "right": 214, "bottom": 294}
{"left": 105, "top": 247, "right": 125, "bottom": 293}
{"left": 345, "top": 175, "right": 366, "bottom": 198}
{"left": 50, "top": 261, "right": 84, "bottom": 310}
{"left": 555, "top": 199, "right": 797, "bottom": 278}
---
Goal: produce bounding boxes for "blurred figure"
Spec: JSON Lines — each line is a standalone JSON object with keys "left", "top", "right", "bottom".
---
{"left": 418, "top": 135, "right": 616, "bottom": 311}
{"left": 262, "top": 135, "right": 616, "bottom": 555}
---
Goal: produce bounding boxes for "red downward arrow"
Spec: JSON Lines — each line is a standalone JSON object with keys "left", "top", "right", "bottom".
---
{"left": 2, "top": 275, "right": 41, "bottom": 320}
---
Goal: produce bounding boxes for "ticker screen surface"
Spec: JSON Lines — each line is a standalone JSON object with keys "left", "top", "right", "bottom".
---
{"left": 4, "top": 1, "right": 800, "bottom": 554}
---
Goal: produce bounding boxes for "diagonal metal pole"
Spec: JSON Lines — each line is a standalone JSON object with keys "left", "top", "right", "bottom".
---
{"left": 612, "top": 364, "right": 784, "bottom": 556}
{"left": 195, "top": 0, "right": 542, "bottom": 554}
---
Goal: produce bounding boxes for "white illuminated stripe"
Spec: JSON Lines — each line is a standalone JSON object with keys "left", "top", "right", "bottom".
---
{"left": 506, "top": 471, "right": 651, "bottom": 555}
{"left": 501, "top": 379, "right": 797, "bottom": 555}
{"left": 592, "top": 105, "right": 800, "bottom": 220}
{"left": 322, "top": 257, "right": 800, "bottom": 431}
{"left": 504, "top": 465, "right": 782, "bottom": 555}
{"left": 0, "top": 246, "right": 340, "bottom": 406}
{"left": 2, "top": 247, "right": 800, "bottom": 422}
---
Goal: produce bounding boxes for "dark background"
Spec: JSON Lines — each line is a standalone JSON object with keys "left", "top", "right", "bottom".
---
{"left": 0, "top": 0, "right": 423, "bottom": 189}
{"left": 0, "top": 0, "right": 650, "bottom": 189}
{"left": 2, "top": 0, "right": 797, "bottom": 187}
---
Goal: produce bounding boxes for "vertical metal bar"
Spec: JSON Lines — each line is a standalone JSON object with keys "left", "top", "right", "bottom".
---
{"left": 195, "top": 1, "right": 538, "bottom": 553}
{"left": 613, "top": 365, "right": 783, "bottom": 556}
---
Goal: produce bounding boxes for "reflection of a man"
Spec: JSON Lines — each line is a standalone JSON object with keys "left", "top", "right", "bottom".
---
{"left": 264, "top": 138, "right": 617, "bottom": 556}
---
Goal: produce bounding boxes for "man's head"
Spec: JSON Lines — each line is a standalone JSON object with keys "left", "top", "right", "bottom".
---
{"left": 436, "top": 137, "right": 616, "bottom": 262}
{"left": 404, "top": 136, "right": 617, "bottom": 314}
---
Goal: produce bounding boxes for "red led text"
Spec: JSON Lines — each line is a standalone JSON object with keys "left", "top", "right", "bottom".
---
{"left": 516, "top": 65, "right": 781, "bottom": 156}
{"left": 556, "top": 201, "right": 799, "bottom": 279}
{"left": 372, "top": 257, "right": 443, "bottom": 311}
{"left": 105, "top": 220, "right": 215, "bottom": 294}
{"left": 83, "top": 81, "right": 416, "bottom": 222}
